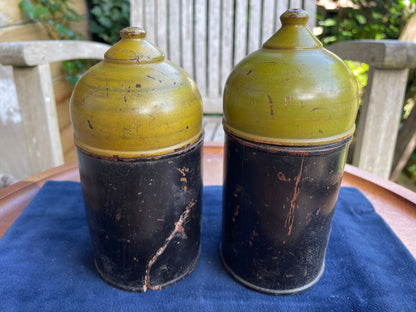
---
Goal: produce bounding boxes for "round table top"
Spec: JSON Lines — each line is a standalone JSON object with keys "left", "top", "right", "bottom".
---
{"left": 1, "top": 143, "right": 416, "bottom": 258}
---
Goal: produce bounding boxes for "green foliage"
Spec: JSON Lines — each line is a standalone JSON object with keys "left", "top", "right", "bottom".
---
{"left": 406, "top": 151, "right": 416, "bottom": 182}
{"left": 89, "top": 0, "right": 130, "bottom": 45}
{"left": 19, "top": 0, "right": 84, "bottom": 40}
{"left": 345, "top": 60, "right": 369, "bottom": 89}
{"left": 62, "top": 59, "right": 87, "bottom": 85}
{"left": 19, "top": 0, "right": 88, "bottom": 84}
{"left": 318, "top": 0, "right": 416, "bottom": 45}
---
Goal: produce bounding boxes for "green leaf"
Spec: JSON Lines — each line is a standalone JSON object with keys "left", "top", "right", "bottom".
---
{"left": 97, "top": 16, "right": 112, "bottom": 28}
{"left": 55, "top": 24, "right": 73, "bottom": 38}
{"left": 322, "top": 36, "right": 337, "bottom": 44}
{"left": 33, "top": 5, "right": 50, "bottom": 18}
{"left": 320, "top": 18, "right": 337, "bottom": 27}
{"left": 355, "top": 14, "right": 367, "bottom": 25}
{"left": 408, "top": 164, "right": 416, "bottom": 174}
{"left": 19, "top": 0, "right": 35, "bottom": 19}
{"left": 341, "top": 30, "right": 353, "bottom": 37}
{"left": 90, "top": 6, "right": 102, "bottom": 17}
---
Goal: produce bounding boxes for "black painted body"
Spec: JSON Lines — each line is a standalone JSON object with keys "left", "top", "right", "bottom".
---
{"left": 77, "top": 139, "right": 202, "bottom": 292}
{"left": 221, "top": 133, "right": 350, "bottom": 295}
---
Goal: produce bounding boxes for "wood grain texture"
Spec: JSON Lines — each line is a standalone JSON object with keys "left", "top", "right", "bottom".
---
{"left": 328, "top": 40, "right": 416, "bottom": 70}
{"left": 181, "top": 0, "right": 194, "bottom": 77}
{"left": 12, "top": 64, "right": 64, "bottom": 172}
{"left": 234, "top": 0, "right": 249, "bottom": 65}
{"left": 352, "top": 68, "right": 409, "bottom": 178}
{"left": 0, "top": 41, "right": 110, "bottom": 66}
{"left": 220, "top": 0, "right": 233, "bottom": 98}
{"left": 156, "top": 0, "right": 168, "bottom": 56}
{"left": 194, "top": 0, "right": 207, "bottom": 96}
{"left": 144, "top": 0, "right": 156, "bottom": 44}
{"left": 391, "top": 106, "right": 416, "bottom": 180}
{"left": 247, "top": 0, "right": 261, "bottom": 54}
{"left": 207, "top": 0, "right": 221, "bottom": 98}
{"left": 304, "top": 0, "right": 318, "bottom": 29}
{"left": 0, "top": 40, "right": 109, "bottom": 178}
{"left": 261, "top": 0, "right": 275, "bottom": 43}
{"left": 168, "top": 1, "right": 181, "bottom": 66}
{"left": 328, "top": 40, "right": 416, "bottom": 178}
{"left": 275, "top": 0, "right": 289, "bottom": 30}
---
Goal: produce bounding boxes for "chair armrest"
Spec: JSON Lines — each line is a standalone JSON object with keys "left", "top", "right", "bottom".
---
{"left": 328, "top": 39, "right": 416, "bottom": 178}
{"left": 0, "top": 40, "right": 111, "bottom": 66}
{"left": 328, "top": 39, "right": 416, "bottom": 69}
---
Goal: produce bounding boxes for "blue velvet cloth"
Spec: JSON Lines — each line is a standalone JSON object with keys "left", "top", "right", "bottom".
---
{"left": 0, "top": 181, "right": 415, "bottom": 311}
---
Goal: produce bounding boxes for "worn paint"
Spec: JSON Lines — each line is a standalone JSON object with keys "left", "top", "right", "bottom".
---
{"left": 70, "top": 27, "right": 203, "bottom": 159}
{"left": 222, "top": 9, "right": 359, "bottom": 146}
{"left": 285, "top": 157, "right": 304, "bottom": 236}
{"left": 71, "top": 27, "right": 203, "bottom": 292}
{"left": 221, "top": 131, "right": 351, "bottom": 295}
{"left": 78, "top": 138, "right": 202, "bottom": 292}
{"left": 144, "top": 200, "right": 196, "bottom": 291}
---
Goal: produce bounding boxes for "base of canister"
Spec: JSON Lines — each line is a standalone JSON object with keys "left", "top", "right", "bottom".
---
{"left": 219, "top": 244, "right": 324, "bottom": 295}
{"left": 94, "top": 247, "right": 201, "bottom": 292}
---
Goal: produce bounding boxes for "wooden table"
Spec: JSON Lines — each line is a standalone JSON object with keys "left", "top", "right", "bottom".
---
{"left": 1, "top": 143, "right": 416, "bottom": 259}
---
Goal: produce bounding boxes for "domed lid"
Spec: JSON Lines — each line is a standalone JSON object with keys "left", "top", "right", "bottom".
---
{"left": 70, "top": 27, "right": 203, "bottom": 158}
{"left": 223, "top": 9, "right": 359, "bottom": 146}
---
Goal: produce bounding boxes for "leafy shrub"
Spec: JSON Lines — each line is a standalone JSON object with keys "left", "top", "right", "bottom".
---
{"left": 88, "top": 0, "right": 130, "bottom": 45}
{"left": 19, "top": 0, "right": 89, "bottom": 84}
{"left": 317, "top": 0, "right": 415, "bottom": 45}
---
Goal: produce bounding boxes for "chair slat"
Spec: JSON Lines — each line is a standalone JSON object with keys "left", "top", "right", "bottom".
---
{"left": 144, "top": 0, "right": 156, "bottom": 43}
{"left": 304, "top": 0, "right": 318, "bottom": 29}
{"left": 194, "top": 0, "right": 207, "bottom": 96}
{"left": 290, "top": 0, "right": 303, "bottom": 10}
{"left": 208, "top": 0, "right": 221, "bottom": 98}
{"left": 234, "top": 0, "right": 249, "bottom": 65}
{"left": 156, "top": 0, "right": 168, "bottom": 53}
{"left": 262, "top": 0, "right": 276, "bottom": 43}
{"left": 220, "top": 0, "right": 234, "bottom": 96}
{"left": 168, "top": 1, "right": 181, "bottom": 65}
{"left": 275, "top": 0, "right": 289, "bottom": 30}
{"left": 130, "top": 0, "right": 144, "bottom": 29}
{"left": 248, "top": 0, "right": 262, "bottom": 54}
{"left": 181, "top": 0, "right": 194, "bottom": 77}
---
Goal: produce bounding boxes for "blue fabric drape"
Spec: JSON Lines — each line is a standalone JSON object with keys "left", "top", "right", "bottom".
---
{"left": 0, "top": 181, "right": 415, "bottom": 311}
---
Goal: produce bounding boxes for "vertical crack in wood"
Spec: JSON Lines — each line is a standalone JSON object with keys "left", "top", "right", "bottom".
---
{"left": 143, "top": 199, "right": 197, "bottom": 291}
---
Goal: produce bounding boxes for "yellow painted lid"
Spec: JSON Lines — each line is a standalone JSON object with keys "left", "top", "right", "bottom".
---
{"left": 223, "top": 9, "right": 359, "bottom": 146}
{"left": 70, "top": 27, "right": 203, "bottom": 158}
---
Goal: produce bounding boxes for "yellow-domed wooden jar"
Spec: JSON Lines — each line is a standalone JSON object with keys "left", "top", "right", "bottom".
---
{"left": 220, "top": 9, "right": 359, "bottom": 295}
{"left": 70, "top": 27, "right": 203, "bottom": 292}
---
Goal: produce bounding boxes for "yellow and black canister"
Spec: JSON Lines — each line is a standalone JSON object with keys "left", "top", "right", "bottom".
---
{"left": 70, "top": 27, "right": 203, "bottom": 292}
{"left": 220, "top": 9, "right": 359, "bottom": 295}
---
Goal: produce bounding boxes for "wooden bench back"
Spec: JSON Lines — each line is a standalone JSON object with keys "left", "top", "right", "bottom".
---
{"left": 130, "top": 0, "right": 317, "bottom": 114}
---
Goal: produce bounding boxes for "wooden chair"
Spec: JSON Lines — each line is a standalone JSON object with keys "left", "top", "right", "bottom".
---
{"left": 328, "top": 40, "right": 416, "bottom": 179}
{"left": 0, "top": 41, "right": 110, "bottom": 178}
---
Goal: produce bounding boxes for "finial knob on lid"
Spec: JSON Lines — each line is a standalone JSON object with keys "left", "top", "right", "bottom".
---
{"left": 280, "top": 8, "right": 309, "bottom": 26}
{"left": 120, "top": 27, "right": 146, "bottom": 39}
